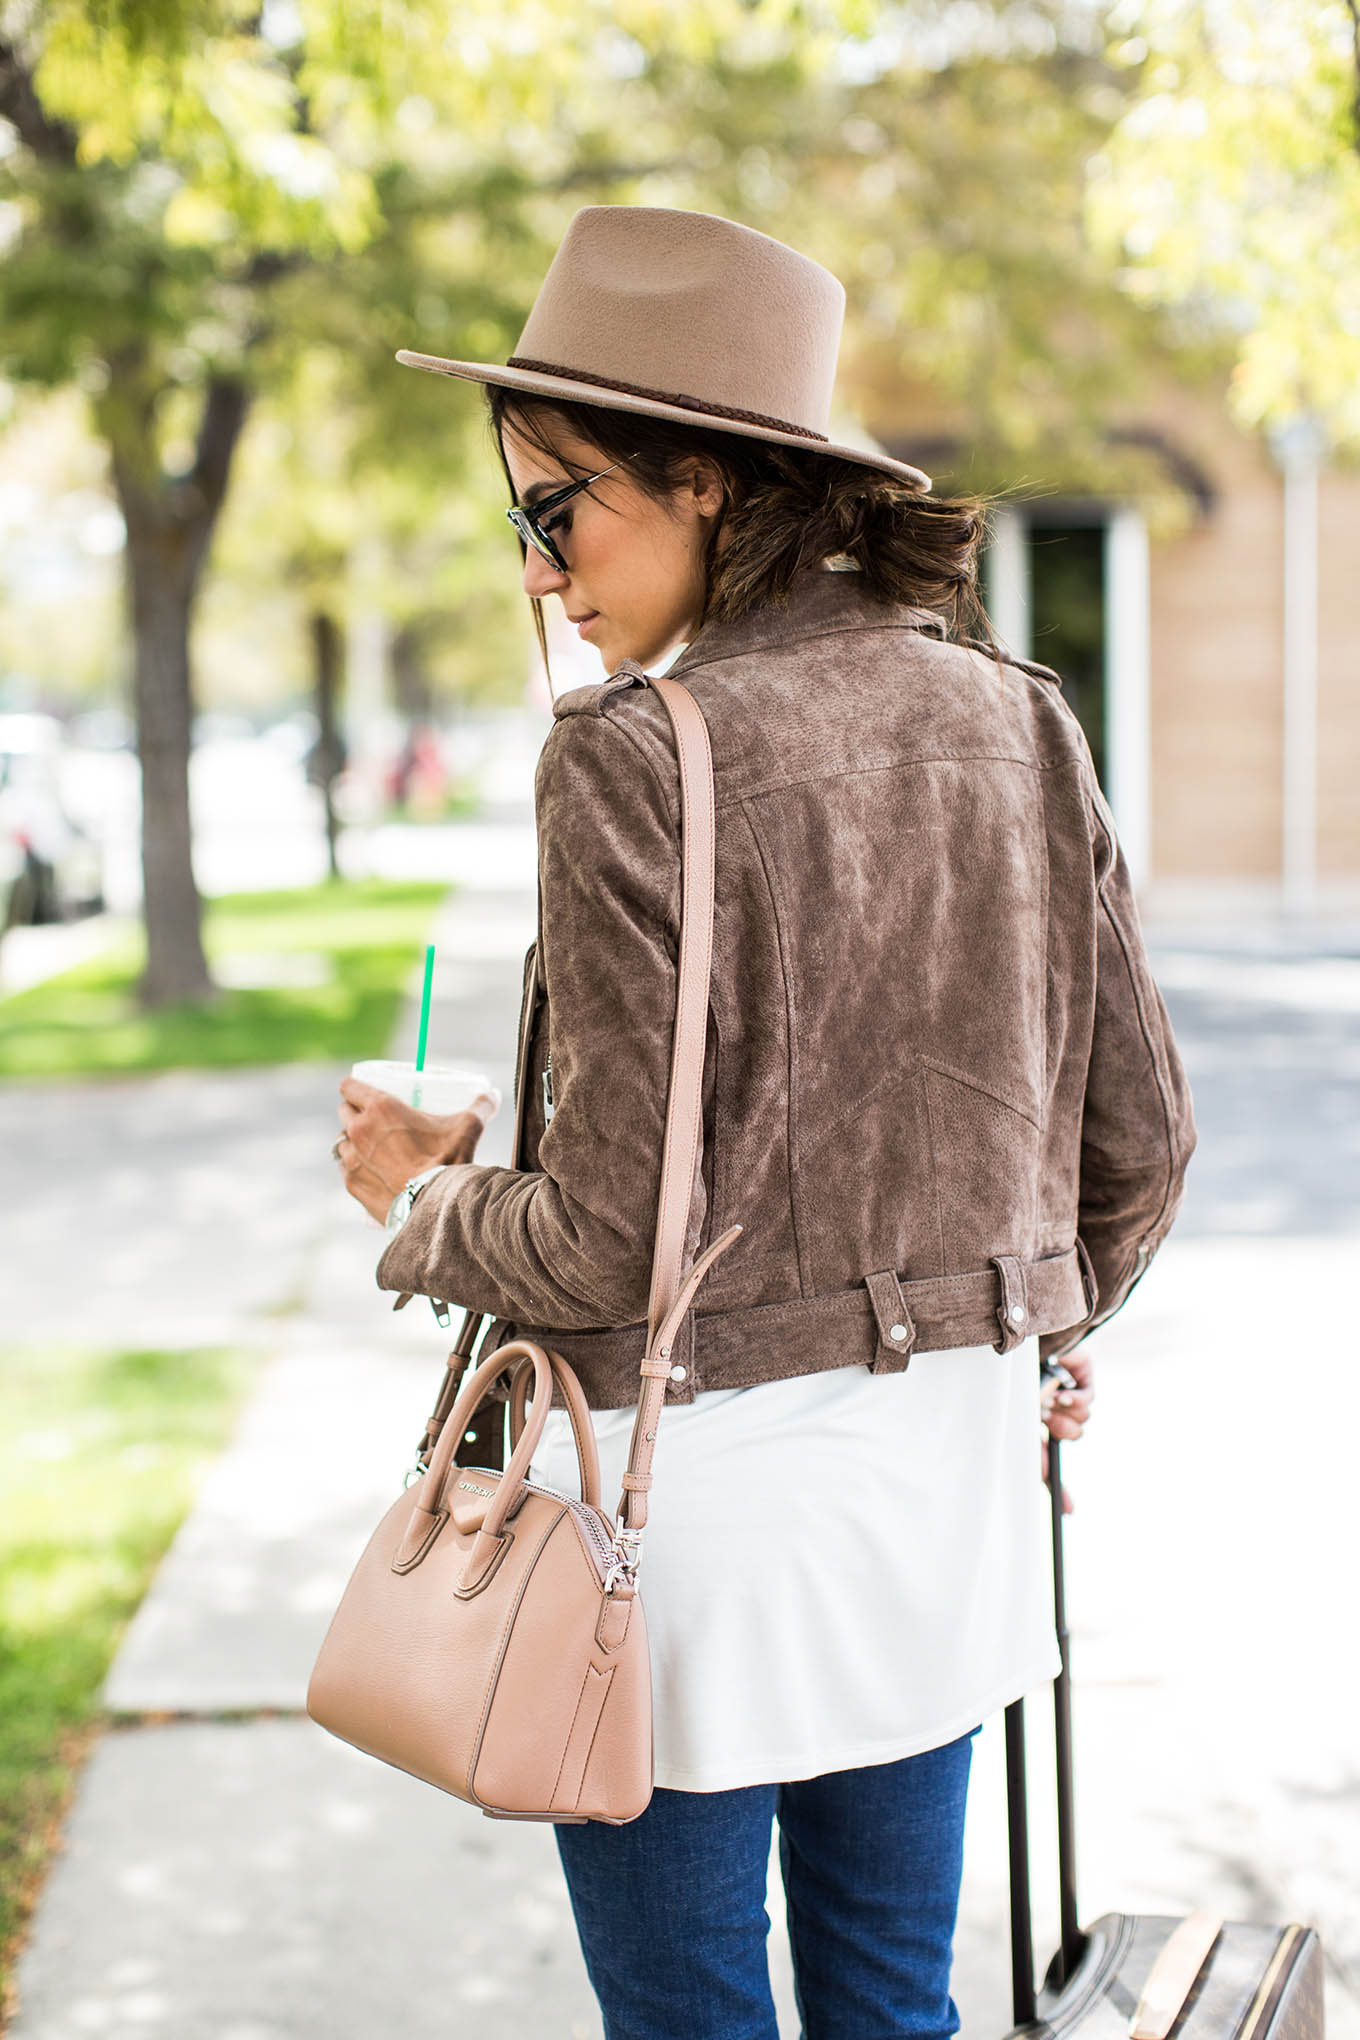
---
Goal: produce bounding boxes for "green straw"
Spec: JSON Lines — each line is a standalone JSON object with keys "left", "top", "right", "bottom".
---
{"left": 413, "top": 943, "right": 435, "bottom": 1107}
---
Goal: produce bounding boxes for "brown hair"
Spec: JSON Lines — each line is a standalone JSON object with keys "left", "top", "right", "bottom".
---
{"left": 486, "top": 386, "right": 1007, "bottom": 685}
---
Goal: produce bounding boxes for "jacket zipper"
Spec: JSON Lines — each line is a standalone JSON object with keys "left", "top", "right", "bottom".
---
{"left": 542, "top": 1050, "right": 554, "bottom": 1123}
{"left": 512, "top": 940, "right": 539, "bottom": 1115}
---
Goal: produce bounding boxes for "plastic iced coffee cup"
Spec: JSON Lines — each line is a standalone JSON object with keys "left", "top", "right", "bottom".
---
{"left": 350, "top": 1060, "right": 501, "bottom": 1121}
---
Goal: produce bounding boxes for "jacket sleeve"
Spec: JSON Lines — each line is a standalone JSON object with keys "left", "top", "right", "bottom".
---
{"left": 1040, "top": 774, "right": 1198, "bottom": 1362}
{"left": 374, "top": 704, "right": 688, "bottom": 1330}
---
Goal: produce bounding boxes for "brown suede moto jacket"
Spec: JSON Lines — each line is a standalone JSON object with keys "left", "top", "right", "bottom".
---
{"left": 377, "top": 560, "right": 1196, "bottom": 1409}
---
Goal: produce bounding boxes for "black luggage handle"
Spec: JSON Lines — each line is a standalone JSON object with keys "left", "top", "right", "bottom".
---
{"left": 1007, "top": 1362, "right": 1087, "bottom": 2026}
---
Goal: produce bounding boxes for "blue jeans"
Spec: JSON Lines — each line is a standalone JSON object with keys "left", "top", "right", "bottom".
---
{"left": 554, "top": 1726, "right": 980, "bottom": 2040}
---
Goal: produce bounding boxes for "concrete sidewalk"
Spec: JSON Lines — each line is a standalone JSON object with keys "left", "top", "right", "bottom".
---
{"left": 6, "top": 870, "right": 1360, "bottom": 2037}
{"left": 6, "top": 868, "right": 616, "bottom": 2039}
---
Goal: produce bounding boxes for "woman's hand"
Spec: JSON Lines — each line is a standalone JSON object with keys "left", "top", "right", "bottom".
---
{"left": 1039, "top": 1345, "right": 1095, "bottom": 1516}
{"left": 334, "top": 1076, "right": 497, "bottom": 1226}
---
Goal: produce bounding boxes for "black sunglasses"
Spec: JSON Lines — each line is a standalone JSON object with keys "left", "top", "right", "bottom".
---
{"left": 506, "top": 454, "right": 637, "bottom": 573}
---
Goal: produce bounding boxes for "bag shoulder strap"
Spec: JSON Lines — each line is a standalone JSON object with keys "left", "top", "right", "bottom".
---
{"left": 613, "top": 668, "right": 741, "bottom": 1535}
{"left": 427, "top": 668, "right": 741, "bottom": 1504}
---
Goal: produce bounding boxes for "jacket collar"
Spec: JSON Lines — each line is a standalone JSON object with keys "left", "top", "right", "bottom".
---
{"left": 657, "top": 561, "right": 947, "bottom": 682}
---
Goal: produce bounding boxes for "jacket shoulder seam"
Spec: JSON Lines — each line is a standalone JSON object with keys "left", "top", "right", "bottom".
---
{"left": 551, "top": 669, "right": 647, "bottom": 719}
{"left": 962, "top": 638, "right": 1065, "bottom": 688}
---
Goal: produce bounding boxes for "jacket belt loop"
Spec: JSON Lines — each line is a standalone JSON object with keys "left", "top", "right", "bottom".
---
{"left": 863, "top": 1270, "right": 917, "bottom": 1373}
{"left": 990, "top": 1255, "right": 1030, "bottom": 1353}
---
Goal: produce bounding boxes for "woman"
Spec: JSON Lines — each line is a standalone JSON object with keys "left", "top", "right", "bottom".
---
{"left": 335, "top": 205, "right": 1196, "bottom": 2040}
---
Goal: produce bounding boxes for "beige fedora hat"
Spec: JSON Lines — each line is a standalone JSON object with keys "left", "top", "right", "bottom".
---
{"left": 396, "top": 205, "right": 931, "bottom": 493}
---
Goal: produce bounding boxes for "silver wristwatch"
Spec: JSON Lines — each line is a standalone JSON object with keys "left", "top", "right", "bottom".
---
{"left": 384, "top": 1165, "right": 447, "bottom": 1236}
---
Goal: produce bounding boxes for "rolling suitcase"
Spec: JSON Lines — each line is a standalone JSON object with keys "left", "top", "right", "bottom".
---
{"left": 1005, "top": 1382, "right": 1326, "bottom": 2040}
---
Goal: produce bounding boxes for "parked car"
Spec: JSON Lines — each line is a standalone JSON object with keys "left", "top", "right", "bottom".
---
{"left": 0, "top": 713, "right": 106, "bottom": 931}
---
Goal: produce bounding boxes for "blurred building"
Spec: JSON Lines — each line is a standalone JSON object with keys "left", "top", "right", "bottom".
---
{"left": 872, "top": 377, "right": 1357, "bottom": 922}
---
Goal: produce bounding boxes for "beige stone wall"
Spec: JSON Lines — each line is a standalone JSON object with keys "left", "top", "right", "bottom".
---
{"left": 1146, "top": 383, "right": 1360, "bottom": 889}
{"left": 1144, "top": 383, "right": 1285, "bottom": 882}
{"left": 1317, "top": 469, "right": 1360, "bottom": 879}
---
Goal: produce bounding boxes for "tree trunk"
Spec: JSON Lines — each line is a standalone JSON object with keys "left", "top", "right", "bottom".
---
{"left": 309, "top": 609, "right": 345, "bottom": 882}
{"left": 97, "top": 360, "right": 251, "bottom": 1009}
{"left": 127, "top": 536, "right": 214, "bottom": 1005}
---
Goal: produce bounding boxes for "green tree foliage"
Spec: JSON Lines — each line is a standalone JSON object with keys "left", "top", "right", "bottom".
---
{"left": 0, "top": 0, "right": 875, "bottom": 1004}
{"left": 1086, "top": 0, "right": 1360, "bottom": 454}
{"left": 1, "top": 0, "right": 1230, "bottom": 1008}
{"left": 702, "top": 20, "right": 1212, "bottom": 516}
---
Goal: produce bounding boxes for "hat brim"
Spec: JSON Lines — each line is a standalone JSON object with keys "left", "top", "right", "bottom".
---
{"left": 394, "top": 351, "right": 932, "bottom": 493}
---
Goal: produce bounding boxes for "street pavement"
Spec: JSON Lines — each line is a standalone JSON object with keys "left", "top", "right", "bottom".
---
{"left": 4, "top": 818, "right": 1359, "bottom": 2038}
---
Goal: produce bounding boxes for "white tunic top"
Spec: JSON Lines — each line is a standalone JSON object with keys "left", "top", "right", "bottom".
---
{"left": 528, "top": 1333, "right": 1061, "bottom": 1793}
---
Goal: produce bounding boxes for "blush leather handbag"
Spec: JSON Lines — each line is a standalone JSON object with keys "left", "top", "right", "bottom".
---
{"left": 305, "top": 671, "right": 742, "bottom": 1824}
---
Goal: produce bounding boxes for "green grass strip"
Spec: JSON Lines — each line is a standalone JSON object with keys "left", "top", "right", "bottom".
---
{"left": 0, "top": 1342, "right": 266, "bottom": 2012}
{"left": 0, "top": 879, "right": 448, "bottom": 1079}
